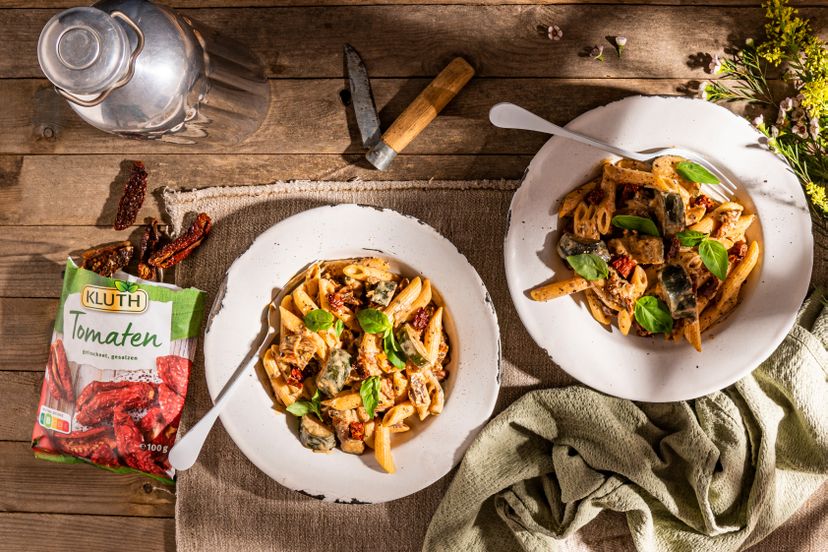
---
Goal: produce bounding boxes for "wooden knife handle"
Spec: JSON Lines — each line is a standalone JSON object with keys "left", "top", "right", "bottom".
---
{"left": 381, "top": 57, "right": 475, "bottom": 154}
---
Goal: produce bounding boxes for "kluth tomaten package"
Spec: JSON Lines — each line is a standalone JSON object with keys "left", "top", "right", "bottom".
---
{"left": 32, "top": 259, "right": 205, "bottom": 482}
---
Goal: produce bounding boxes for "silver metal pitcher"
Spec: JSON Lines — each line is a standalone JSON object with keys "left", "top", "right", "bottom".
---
{"left": 37, "top": 0, "right": 270, "bottom": 145}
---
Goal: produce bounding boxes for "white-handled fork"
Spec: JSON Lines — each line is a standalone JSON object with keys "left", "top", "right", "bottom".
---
{"left": 489, "top": 102, "right": 736, "bottom": 203}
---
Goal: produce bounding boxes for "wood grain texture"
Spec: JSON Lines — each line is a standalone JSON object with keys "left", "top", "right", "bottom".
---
{"left": 1, "top": 78, "right": 688, "bottom": 154}
{"left": 0, "top": 227, "right": 135, "bottom": 297}
{"left": 0, "top": 371, "right": 42, "bottom": 440}
{"left": 0, "top": 298, "right": 55, "bottom": 370}
{"left": 0, "top": 0, "right": 821, "bottom": 7}
{"left": 0, "top": 442, "right": 175, "bottom": 517}
{"left": 4, "top": 6, "right": 824, "bottom": 79}
{"left": 0, "top": 513, "right": 173, "bottom": 551}
{"left": 0, "top": 154, "right": 530, "bottom": 226}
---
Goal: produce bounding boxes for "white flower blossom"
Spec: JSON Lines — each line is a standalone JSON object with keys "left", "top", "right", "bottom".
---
{"left": 752, "top": 114, "right": 764, "bottom": 127}
{"left": 810, "top": 117, "right": 821, "bottom": 138}
{"left": 697, "top": 81, "right": 709, "bottom": 100}
{"left": 776, "top": 109, "right": 786, "bottom": 126}
{"left": 615, "top": 36, "right": 627, "bottom": 57}
{"left": 547, "top": 25, "right": 563, "bottom": 41}
{"left": 780, "top": 97, "right": 795, "bottom": 112}
{"left": 707, "top": 54, "right": 722, "bottom": 74}
{"left": 769, "top": 125, "right": 780, "bottom": 138}
{"left": 590, "top": 45, "right": 604, "bottom": 62}
{"left": 791, "top": 107, "right": 805, "bottom": 122}
{"left": 793, "top": 121, "right": 809, "bottom": 139}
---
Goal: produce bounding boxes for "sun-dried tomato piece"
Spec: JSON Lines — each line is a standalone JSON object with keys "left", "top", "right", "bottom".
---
{"left": 691, "top": 194, "right": 717, "bottom": 212}
{"left": 138, "top": 405, "right": 167, "bottom": 441}
{"left": 147, "top": 213, "right": 212, "bottom": 269}
{"left": 46, "top": 339, "right": 74, "bottom": 403}
{"left": 728, "top": 240, "right": 748, "bottom": 263}
{"left": 157, "top": 384, "right": 184, "bottom": 426}
{"left": 137, "top": 218, "right": 165, "bottom": 281}
{"left": 348, "top": 421, "right": 365, "bottom": 441}
{"left": 89, "top": 441, "right": 120, "bottom": 468}
{"left": 411, "top": 306, "right": 434, "bottom": 332}
{"left": 286, "top": 367, "right": 304, "bottom": 388}
{"left": 79, "top": 241, "right": 134, "bottom": 277}
{"left": 585, "top": 187, "right": 605, "bottom": 206}
{"left": 609, "top": 254, "right": 636, "bottom": 280}
{"left": 53, "top": 427, "right": 116, "bottom": 458}
{"left": 113, "top": 406, "right": 165, "bottom": 476}
{"left": 619, "top": 183, "right": 641, "bottom": 202}
{"left": 75, "top": 381, "right": 156, "bottom": 427}
{"left": 156, "top": 355, "right": 190, "bottom": 397}
{"left": 113, "top": 161, "right": 148, "bottom": 230}
{"left": 666, "top": 237, "right": 681, "bottom": 261}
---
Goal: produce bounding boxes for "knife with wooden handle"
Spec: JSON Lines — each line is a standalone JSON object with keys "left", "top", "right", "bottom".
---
{"left": 345, "top": 45, "right": 475, "bottom": 171}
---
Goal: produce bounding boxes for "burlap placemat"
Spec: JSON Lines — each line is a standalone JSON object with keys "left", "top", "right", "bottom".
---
{"left": 165, "top": 180, "right": 826, "bottom": 552}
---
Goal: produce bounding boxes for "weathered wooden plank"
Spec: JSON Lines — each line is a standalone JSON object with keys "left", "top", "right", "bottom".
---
{"left": 0, "top": 153, "right": 530, "bottom": 225}
{"left": 0, "top": 442, "right": 175, "bottom": 517}
{"left": 3, "top": 6, "right": 821, "bottom": 79}
{"left": 0, "top": 227, "right": 137, "bottom": 298}
{"left": 0, "top": 371, "right": 42, "bottom": 440}
{"left": 0, "top": 298, "right": 56, "bottom": 370}
{"left": 0, "top": 0, "right": 821, "bottom": 7}
{"left": 1, "top": 78, "right": 686, "bottom": 154}
{"left": 0, "top": 513, "right": 174, "bottom": 551}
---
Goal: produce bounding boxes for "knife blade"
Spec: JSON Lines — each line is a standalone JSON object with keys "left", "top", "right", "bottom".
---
{"left": 344, "top": 44, "right": 382, "bottom": 149}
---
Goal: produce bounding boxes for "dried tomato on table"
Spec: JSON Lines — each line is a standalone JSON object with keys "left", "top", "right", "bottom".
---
{"left": 148, "top": 213, "right": 212, "bottom": 269}
{"left": 113, "top": 161, "right": 148, "bottom": 230}
{"left": 79, "top": 241, "right": 134, "bottom": 277}
{"left": 137, "top": 218, "right": 165, "bottom": 281}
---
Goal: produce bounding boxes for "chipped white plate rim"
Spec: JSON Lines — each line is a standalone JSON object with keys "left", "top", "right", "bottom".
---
{"left": 504, "top": 95, "right": 813, "bottom": 402}
{"left": 204, "top": 204, "right": 501, "bottom": 503}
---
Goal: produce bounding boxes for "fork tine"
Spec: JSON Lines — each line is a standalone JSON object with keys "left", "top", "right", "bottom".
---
{"left": 701, "top": 184, "right": 729, "bottom": 203}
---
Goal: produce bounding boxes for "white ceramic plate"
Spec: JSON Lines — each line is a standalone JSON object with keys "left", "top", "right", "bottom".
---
{"left": 505, "top": 96, "right": 813, "bottom": 402}
{"left": 204, "top": 204, "right": 500, "bottom": 503}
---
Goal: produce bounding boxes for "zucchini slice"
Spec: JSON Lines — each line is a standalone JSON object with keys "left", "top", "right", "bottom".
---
{"left": 397, "top": 324, "right": 430, "bottom": 368}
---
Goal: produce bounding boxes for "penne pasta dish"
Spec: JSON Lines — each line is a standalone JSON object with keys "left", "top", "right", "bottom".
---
{"left": 530, "top": 156, "right": 760, "bottom": 351}
{"left": 261, "top": 257, "right": 450, "bottom": 473}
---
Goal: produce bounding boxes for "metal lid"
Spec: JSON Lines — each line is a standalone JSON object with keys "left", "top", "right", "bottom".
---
{"left": 37, "top": 7, "right": 130, "bottom": 95}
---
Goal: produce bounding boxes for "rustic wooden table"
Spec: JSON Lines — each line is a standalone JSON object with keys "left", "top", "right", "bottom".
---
{"left": 1, "top": 1, "right": 827, "bottom": 550}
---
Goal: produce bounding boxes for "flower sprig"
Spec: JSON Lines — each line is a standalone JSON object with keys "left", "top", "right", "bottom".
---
{"left": 695, "top": 0, "right": 828, "bottom": 215}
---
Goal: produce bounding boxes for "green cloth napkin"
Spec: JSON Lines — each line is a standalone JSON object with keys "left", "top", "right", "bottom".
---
{"left": 424, "top": 294, "right": 828, "bottom": 552}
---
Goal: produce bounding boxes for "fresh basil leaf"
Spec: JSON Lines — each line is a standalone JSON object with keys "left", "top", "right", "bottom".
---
{"left": 676, "top": 229, "right": 709, "bottom": 247}
{"left": 360, "top": 376, "right": 381, "bottom": 418}
{"left": 333, "top": 318, "right": 344, "bottom": 337}
{"left": 286, "top": 390, "right": 322, "bottom": 419}
{"left": 634, "top": 296, "right": 674, "bottom": 334}
{"left": 699, "top": 239, "right": 729, "bottom": 280}
{"left": 357, "top": 308, "right": 392, "bottom": 334}
{"left": 383, "top": 330, "right": 407, "bottom": 369}
{"left": 611, "top": 215, "right": 661, "bottom": 237}
{"left": 675, "top": 161, "right": 720, "bottom": 185}
{"left": 114, "top": 280, "right": 129, "bottom": 292}
{"left": 304, "top": 309, "right": 334, "bottom": 332}
{"left": 567, "top": 253, "right": 609, "bottom": 281}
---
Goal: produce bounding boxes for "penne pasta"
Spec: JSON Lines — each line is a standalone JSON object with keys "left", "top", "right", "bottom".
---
{"left": 384, "top": 277, "right": 422, "bottom": 324}
{"left": 530, "top": 277, "right": 591, "bottom": 302}
{"left": 423, "top": 306, "right": 443, "bottom": 365}
{"left": 529, "top": 155, "right": 761, "bottom": 352}
{"left": 373, "top": 425, "right": 395, "bottom": 473}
